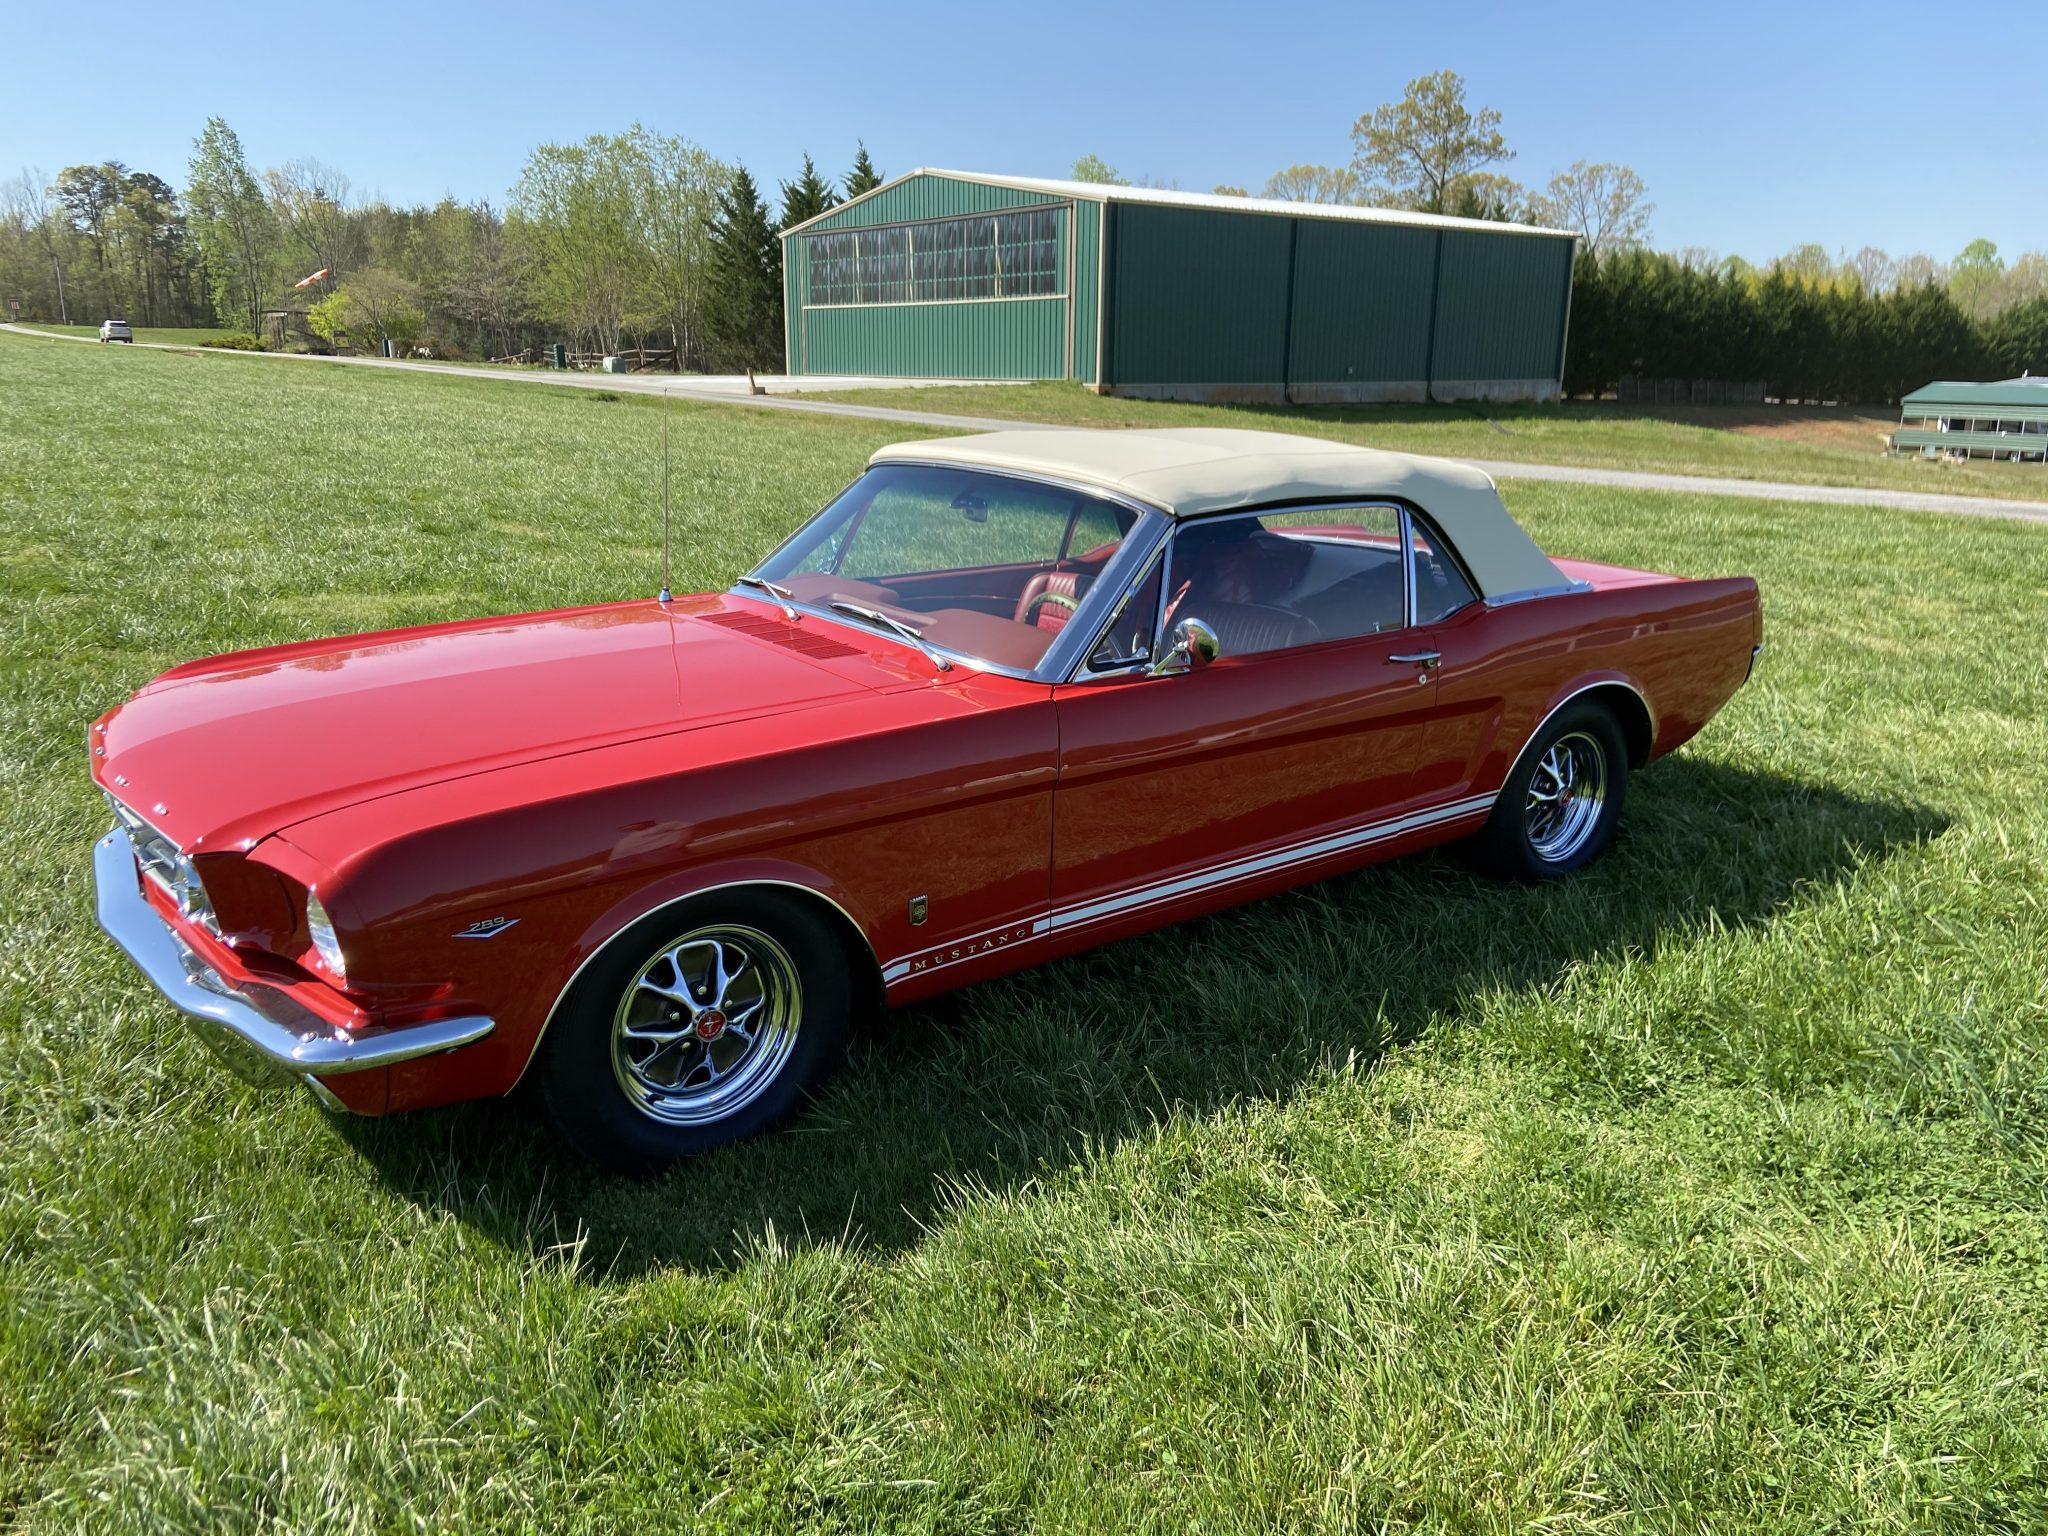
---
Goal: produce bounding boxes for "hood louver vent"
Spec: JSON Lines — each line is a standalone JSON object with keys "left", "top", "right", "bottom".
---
{"left": 697, "top": 609, "right": 863, "bottom": 659}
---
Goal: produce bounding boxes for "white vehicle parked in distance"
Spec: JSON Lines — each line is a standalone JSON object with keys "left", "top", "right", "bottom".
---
{"left": 99, "top": 319, "right": 133, "bottom": 343}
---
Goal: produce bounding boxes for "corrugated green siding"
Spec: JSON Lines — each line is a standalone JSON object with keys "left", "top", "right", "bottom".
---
{"left": 802, "top": 297, "right": 1068, "bottom": 379}
{"left": 1072, "top": 199, "right": 1101, "bottom": 385}
{"left": 1287, "top": 221, "right": 1438, "bottom": 385}
{"left": 1429, "top": 230, "right": 1576, "bottom": 385}
{"left": 801, "top": 176, "right": 1064, "bottom": 232}
{"left": 786, "top": 174, "right": 1093, "bottom": 380}
{"left": 1106, "top": 205, "right": 1292, "bottom": 386}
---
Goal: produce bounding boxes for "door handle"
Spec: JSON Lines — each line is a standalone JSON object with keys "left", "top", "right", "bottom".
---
{"left": 1388, "top": 650, "right": 1441, "bottom": 668}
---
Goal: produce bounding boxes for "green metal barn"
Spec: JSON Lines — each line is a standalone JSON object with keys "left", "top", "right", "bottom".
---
{"left": 779, "top": 168, "right": 1579, "bottom": 403}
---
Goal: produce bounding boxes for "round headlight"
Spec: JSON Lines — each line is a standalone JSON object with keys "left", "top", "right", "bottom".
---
{"left": 305, "top": 891, "right": 347, "bottom": 981}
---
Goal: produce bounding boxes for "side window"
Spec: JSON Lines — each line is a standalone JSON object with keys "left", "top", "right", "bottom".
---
{"left": 1086, "top": 557, "right": 1163, "bottom": 671}
{"left": 1169, "top": 506, "right": 1406, "bottom": 658}
{"left": 1409, "top": 515, "right": 1479, "bottom": 624}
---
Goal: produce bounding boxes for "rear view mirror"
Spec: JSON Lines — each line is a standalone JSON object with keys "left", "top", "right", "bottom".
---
{"left": 953, "top": 492, "right": 989, "bottom": 525}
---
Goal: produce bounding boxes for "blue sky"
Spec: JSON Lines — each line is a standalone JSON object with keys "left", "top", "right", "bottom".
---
{"left": 4, "top": 0, "right": 2040, "bottom": 263}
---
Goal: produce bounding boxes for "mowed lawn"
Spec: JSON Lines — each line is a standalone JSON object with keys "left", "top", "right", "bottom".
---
{"left": 3, "top": 329, "right": 2047, "bottom": 1533}
{"left": 810, "top": 380, "right": 2048, "bottom": 504}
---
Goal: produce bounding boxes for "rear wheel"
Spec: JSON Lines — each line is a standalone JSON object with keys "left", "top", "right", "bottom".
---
{"left": 1473, "top": 701, "right": 1629, "bottom": 881}
{"left": 534, "top": 891, "right": 853, "bottom": 1173}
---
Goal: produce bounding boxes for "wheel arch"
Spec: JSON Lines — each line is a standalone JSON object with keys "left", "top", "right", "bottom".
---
{"left": 510, "top": 872, "right": 885, "bottom": 1093}
{"left": 1508, "top": 676, "right": 1656, "bottom": 787}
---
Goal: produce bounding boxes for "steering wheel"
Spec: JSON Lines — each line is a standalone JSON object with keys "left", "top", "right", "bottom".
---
{"left": 1020, "top": 589, "right": 1081, "bottom": 628}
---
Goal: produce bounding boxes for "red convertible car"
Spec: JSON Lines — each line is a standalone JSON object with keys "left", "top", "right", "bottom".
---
{"left": 92, "top": 428, "right": 1762, "bottom": 1170}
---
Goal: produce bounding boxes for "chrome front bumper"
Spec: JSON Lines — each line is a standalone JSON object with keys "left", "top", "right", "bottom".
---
{"left": 94, "top": 828, "right": 494, "bottom": 1089}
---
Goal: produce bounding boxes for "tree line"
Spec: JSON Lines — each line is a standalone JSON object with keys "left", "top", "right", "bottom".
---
{"left": 0, "top": 119, "right": 884, "bottom": 370}
{"left": 1566, "top": 249, "right": 2048, "bottom": 401}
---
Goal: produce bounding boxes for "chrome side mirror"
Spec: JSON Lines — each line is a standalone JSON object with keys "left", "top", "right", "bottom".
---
{"left": 1149, "top": 616, "right": 1220, "bottom": 677}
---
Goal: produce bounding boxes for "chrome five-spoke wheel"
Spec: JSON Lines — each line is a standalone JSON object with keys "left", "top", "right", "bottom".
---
{"left": 1524, "top": 730, "right": 1609, "bottom": 863}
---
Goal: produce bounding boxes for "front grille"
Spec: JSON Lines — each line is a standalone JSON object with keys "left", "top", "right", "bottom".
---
{"left": 107, "top": 793, "right": 218, "bottom": 933}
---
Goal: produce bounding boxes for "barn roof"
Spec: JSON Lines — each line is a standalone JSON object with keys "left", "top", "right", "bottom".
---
{"left": 781, "top": 167, "right": 1576, "bottom": 241}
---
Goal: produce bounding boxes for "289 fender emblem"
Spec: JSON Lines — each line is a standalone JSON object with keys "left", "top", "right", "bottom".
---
{"left": 453, "top": 916, "right": 520, "bottom": 939}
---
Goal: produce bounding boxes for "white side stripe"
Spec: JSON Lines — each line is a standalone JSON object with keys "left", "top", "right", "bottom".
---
{"left": 1044, "top": 793, "right": 1495, "bottom": 933}
{"left": 879, "top": 792, "right": 1496, "bottom": 984}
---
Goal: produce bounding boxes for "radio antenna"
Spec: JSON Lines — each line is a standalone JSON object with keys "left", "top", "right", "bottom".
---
{"left": 658, "top": 390, "right": 673, "bottom": 604}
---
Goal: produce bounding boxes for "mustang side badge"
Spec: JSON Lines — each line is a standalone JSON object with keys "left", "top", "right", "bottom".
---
{"left": 453, "top": 916, "right": 520, "bottom": 939}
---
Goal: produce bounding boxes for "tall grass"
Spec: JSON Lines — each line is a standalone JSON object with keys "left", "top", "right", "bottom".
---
{"left": 2, "top": 332, "right": 2045, "bottom": 1532}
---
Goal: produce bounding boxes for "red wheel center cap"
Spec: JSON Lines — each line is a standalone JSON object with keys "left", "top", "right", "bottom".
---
{"left": 693, "top": 1009, "right": 727, "bottom": 1042}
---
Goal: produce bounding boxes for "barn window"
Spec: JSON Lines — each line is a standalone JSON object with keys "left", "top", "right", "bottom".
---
{"left": 806, "top": 208, "right": 1061, "bottom": 306}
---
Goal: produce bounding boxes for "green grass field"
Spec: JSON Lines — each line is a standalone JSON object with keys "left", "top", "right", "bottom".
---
{"left": 3, "top": 329, "right": 2046, "bottom": 1532}
{"left": 810, "top": 380, "right": 2048, "bottom": 504}
{"left": 12, "top": 322, "right": 236, "bottom": 347}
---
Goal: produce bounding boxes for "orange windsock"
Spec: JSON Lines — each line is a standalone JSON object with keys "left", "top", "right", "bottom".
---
{"left": 293, "top": 268, "right": 331, "bottom": 289}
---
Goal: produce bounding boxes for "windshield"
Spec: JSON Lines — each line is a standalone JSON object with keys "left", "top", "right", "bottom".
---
{"left": 747, "top": 464, "right": 1150, "bottom": 674}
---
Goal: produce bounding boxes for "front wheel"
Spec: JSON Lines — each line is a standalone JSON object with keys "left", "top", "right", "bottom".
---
{"left": 1472, "top": 701, "right": 1629, "bottom": 881}
{"left": 533, "top": 891, "right": 853, "bottom": 1173}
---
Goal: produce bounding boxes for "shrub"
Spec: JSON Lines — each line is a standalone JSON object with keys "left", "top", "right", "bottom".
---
{"left": 199, "top": 333, "right": 265, "bottom": 351}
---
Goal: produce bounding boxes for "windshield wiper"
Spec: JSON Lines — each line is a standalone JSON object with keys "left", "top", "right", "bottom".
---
{"left": 828, "top": 601, "right": 954, "bottom": 673}
{"left": 735, "top": 575, "right": 798, "bottom": 621}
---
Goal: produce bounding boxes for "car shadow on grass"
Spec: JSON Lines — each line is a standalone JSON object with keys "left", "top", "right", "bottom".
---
{"left": 334, "top": 756, "right": 1946, "bottom": 1278}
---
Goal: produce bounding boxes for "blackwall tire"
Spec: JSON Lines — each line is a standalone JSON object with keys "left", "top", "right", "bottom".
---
{"left": 1473, "top": 701, "right": 1629, "bottom": 882}
{"left": 533, "top": 890, "right": 853, "bottom": 1173}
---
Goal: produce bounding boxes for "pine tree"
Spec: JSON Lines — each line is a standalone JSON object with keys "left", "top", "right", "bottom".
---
{"left": 706, "top": 165, "right": 783, "bottom": 373}
{"left": 844, "top": 143, "right": 882, "bottom": 200}
{"left": 779, "top": 154, "right": 838, "bottom": 230}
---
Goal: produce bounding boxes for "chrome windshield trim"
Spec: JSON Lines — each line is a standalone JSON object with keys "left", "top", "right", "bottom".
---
{"left": 95, "top": 828, "right": 494, "bottom": 1088}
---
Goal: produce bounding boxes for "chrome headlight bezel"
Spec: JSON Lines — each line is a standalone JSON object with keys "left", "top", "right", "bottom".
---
{"left": 304, "top": 890, "right": 347, "bottom": 982}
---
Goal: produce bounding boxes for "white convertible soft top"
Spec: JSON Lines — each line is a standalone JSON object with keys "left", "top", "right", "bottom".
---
{"left": 871, "top": 428, "right": 1569, "bottom": 600}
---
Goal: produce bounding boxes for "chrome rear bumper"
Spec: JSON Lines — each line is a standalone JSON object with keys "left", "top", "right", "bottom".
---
{"left": 94, "top": 828, "right": 493, "bottom": 1089}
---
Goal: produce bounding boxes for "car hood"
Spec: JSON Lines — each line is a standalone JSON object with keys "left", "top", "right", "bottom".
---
{"left": 91, "top": 599, "right": 883, "bottom": 851}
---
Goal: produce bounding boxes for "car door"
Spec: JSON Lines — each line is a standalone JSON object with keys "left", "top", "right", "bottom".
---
{"left": 1047, "top": 503, "right": 1448, "bottom": 940}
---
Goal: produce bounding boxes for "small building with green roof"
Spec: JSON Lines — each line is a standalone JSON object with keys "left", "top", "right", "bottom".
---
{"left": 1890, "top": 377, "right": 2048, "bottom": 463}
